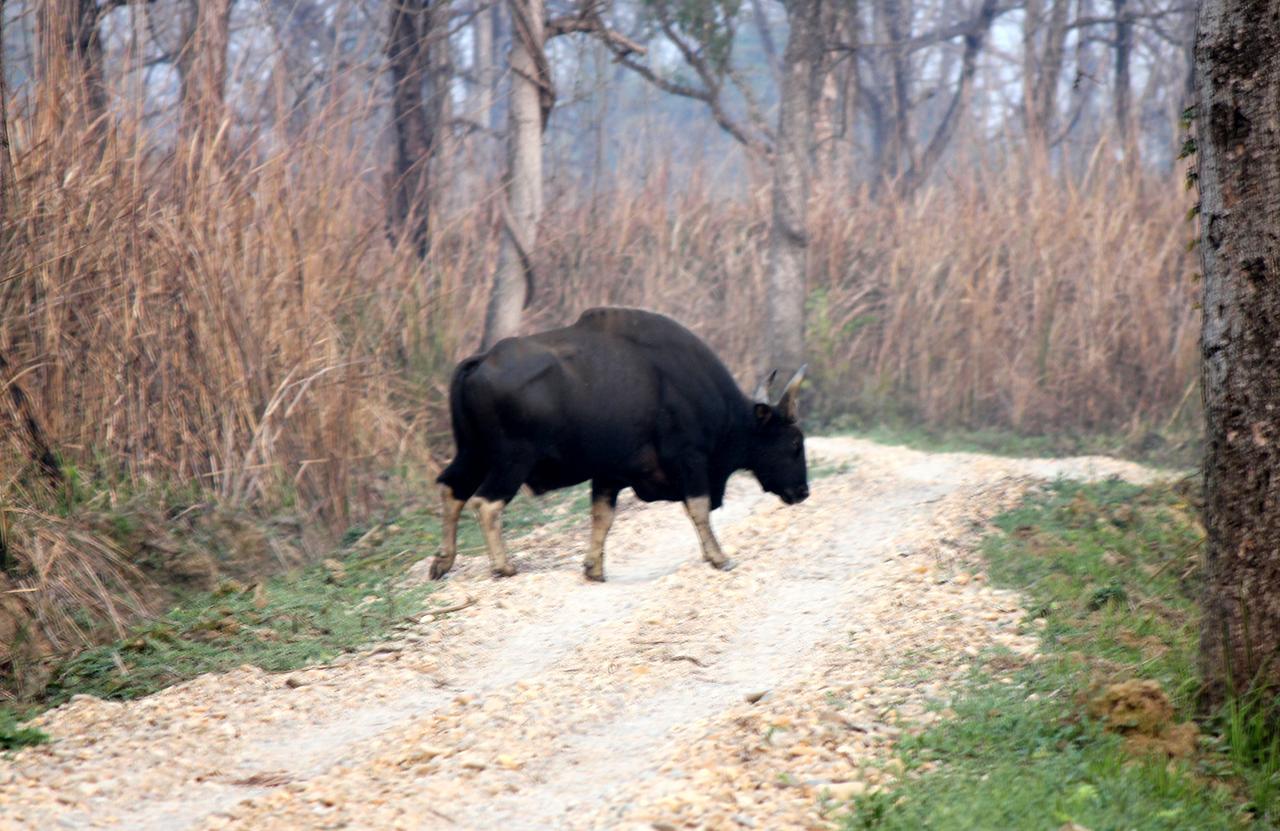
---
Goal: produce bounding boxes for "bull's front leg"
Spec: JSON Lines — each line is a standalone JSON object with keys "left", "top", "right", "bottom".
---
{"left": 684, "top": 495, "right": 735, "bottom": 572}
{"left": 584, "top": 483, "right": 619, "bottom": 582}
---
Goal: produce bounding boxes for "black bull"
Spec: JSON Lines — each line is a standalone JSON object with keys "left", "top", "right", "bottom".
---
{"left": 430, "top": 307, "right": 810, "bottom": 582}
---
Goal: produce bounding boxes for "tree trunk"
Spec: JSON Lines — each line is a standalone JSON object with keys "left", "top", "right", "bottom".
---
{"left": 36, "top": 0, "right": 107, "bottom": 127}
{"left": 470, "top": 0, "right": 498, "bottom": 183}
{"left": 877, "top": 0, "right": 911, "bottom": 184}
{"left": 1022, "top": 0, "right": 1069, "bottom": 161}
{"left": 0, "top": 0, "right": 13, "bottom": 215}
{"left": 426, "top": 0, "right": 455, "bottom": 216}
{"left": 902, "top": 0, "right": 997, "bottom": 194}
{"left": 386, "top": 0, "right": 434, "bottom": 257}
{"left": 1112, "top": 0, "right": 1135, "bottom": 166}
{"left": 180, "top": 0, "right": 233, "bottom": 145}
{"left": 764, "top": 0, "right": 823, "bottom": 374}
{"left": 481, "top": 0, "right": 549, "bottom": 349}
{"left": 1195, "top": 0, "right": 1280, "bottom": 704}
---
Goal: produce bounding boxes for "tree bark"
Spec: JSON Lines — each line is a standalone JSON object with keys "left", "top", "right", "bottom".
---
{"left": 1112, "top": 0, "right": 1135, "bottom": 166}
{"left": 765, "top": 0, "right": 824, "bottom": 374}
{"left": 1195, "top": 0, "right": 1280, "bottom": 704}
{"left": 426, "top": 0, "right": 455, "bottom": 216}
{"left": 0, "top": 0, "right": 13, "bottom": 216}
{"left": 481, "top": 0, "right": 548, "bottom": 349}
{"left": 471, "top": 0, "right": 499, "bottom": 181}
{"left": 386, "top": 0, "right": 435, "bottom": 258}
{"left": 877, "top": 0, "right": 912, "bottom": 184}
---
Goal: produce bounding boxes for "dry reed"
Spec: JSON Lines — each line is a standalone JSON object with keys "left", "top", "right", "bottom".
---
{"left": 0, "top": 81, "right": 1196, "bottom": 672}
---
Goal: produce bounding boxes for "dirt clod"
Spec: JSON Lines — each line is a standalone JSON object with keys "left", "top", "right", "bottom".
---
{"left": 1089, "top": 679, "right": 1199, "bottom": 758}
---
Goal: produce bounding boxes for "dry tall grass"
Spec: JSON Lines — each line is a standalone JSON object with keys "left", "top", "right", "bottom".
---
{"left": 0, "top": 83, "right": 1196, "bottom": 675}
{"left": 537, "top": 153, "right": 1198, "bottom": 434}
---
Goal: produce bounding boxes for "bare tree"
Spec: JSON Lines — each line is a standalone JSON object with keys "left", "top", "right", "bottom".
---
{"left": 481, "top": 0, "right": 549, "bottom": 348}
{"left": 1195, "top": 0, "right": 1280, "bottom": 703}
{"left": 386, "top": 0, "right": 437, "bottom": 257}
{"left": 765, "top": 0, "right": 824, "bottom": 374}
{"left": 900, "top": 0, "right": 999, "bottom": 193}
{"left": 1021, "top": 0, "right": 1070, "bottom": 159}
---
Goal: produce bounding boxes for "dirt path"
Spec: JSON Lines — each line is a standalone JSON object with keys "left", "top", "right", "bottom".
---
{"left": 0, "top": 438, "right": 1162, "bottom": 831}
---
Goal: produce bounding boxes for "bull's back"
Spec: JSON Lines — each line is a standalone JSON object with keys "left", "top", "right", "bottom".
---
{"left": 448, "top": 308, "right": 744, "bottom": 491}
{"left": 570, "top": 307, "right": 743, "bottom": 412}
{"left": 452, "top": 331, "right": 659, "bottom": 459}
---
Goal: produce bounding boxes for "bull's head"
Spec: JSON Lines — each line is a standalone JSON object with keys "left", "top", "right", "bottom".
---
{"left": 747, "top": 365, "right": 809, "bottom": 505}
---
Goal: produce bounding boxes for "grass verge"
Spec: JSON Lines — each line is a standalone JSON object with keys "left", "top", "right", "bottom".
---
{"left": 843, "top": 478, "right": 1263, "bottom": 830}
{"left": 0, "top": 485, "right": 586, "bottom": 744}
{"left": 833, "top": 421, "right": 1200, "bottom": 470}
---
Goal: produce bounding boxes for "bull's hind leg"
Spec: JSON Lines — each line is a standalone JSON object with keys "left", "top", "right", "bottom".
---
{"left": 430, "top": 454, "right": 485, "bottom": 579}
{"left": 473, "top": 444, "right": 536, "bottom": 578}
{"left": 684, "top": 496, "right": 736, "bottom": 572}
{"left": 583, "top": 482, "right": 619, "bottom": 582}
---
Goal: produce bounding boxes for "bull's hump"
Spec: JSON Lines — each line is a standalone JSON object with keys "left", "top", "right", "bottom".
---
{"left": 576, "top": 306, "right": 683, "bottom": 334}
{"left": 574, "top": 306, "right": 706, "bottom": 349}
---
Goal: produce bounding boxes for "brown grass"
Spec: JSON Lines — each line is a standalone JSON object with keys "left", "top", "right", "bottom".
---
{"left": 0, "top": 75, "right": 1197, "bottom": 672}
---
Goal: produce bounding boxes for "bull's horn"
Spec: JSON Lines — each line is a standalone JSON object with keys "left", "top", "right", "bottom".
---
{"left": 776, "top": 364, "right": 807, "bottom": 420}
{"left": 752, "top": 369, "right": 777, "bottom": 403}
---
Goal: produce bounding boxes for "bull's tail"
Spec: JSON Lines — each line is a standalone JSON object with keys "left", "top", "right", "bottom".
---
{"left": 446, "top": 356, "right": 484, "bottom": 448}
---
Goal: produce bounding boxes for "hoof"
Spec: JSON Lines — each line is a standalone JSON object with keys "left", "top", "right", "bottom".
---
{"left": 492, "top": 565, "right": 517, "bottom": 579}
{"left": 583, "top": 565, "right": 606, "bottom": 583}
{"left": 428, "top": 558, "right": 452, "bottom": 580}
{"left": 710, "top": 558, "right": 737, "bottom": 572}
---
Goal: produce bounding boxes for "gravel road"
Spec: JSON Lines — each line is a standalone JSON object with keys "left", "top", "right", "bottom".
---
{"left": 0, "top": 438, "right": 1161, "bottom": 831}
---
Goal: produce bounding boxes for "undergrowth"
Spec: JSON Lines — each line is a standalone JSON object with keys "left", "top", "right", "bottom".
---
{"left": 843, "top": 479, "right": 1270, "bottom": 830}
{"left": 0, "top": 485, "right": 586, "bottom": 743}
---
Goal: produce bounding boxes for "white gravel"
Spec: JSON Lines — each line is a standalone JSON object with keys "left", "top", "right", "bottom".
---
{"left": 0, "top": 438, "right": 1164, "bottom": 831}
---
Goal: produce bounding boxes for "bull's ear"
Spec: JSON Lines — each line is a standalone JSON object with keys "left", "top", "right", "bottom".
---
{"left": 752, "top": 370, "right": 777, "bottom": 403}
{"left": 776, "top": 364, "right": 807, "bottom": 422}
{"left": 753, "top": 402, "right": 773, "bottom": 426}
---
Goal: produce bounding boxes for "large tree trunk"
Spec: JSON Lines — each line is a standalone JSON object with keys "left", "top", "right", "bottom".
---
{"left": 1195, "top": 0, "right": 1280, "bottom": 704}
{"left": 481, "top": 0, "right": 549, "bottom": 349}
{"left": 386, "top": 0, "right": 435, "bottom": 257}
{"left": 764, "top": 0, "right": 823, "bottom": 374}
{"left": 468, "top": 0, "right": 498, "bottom": 186}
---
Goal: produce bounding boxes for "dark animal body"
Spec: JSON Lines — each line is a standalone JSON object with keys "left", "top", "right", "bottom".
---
{"left": 431, "top": 307, "right": 809, "bottom": 581}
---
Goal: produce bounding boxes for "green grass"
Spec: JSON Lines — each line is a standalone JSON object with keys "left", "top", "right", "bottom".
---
{"left": 830, "top": 421, "right": 1200, "bottom": 470}
{"left": 1, "top": 485, "right": 587, "bottom": 737}
{"left": 842, "top": 478, "right": 1261, "bottom": 830}
{"left": 0, "top": 710, "right": 48, "bottom": 750}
